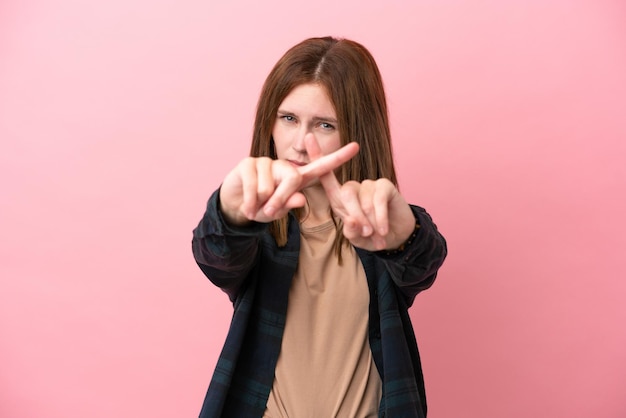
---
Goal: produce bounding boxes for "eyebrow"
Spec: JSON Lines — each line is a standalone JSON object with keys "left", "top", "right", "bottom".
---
{"left": 277, "top": 109, "right": 338, "bottom": 124}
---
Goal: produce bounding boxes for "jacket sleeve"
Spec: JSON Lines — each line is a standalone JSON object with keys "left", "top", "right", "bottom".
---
{"left": 191, "top": 188, "right": 269, "bottom": 303}
{"left": 376, "top": 204, "right": 447, "bottom": 306}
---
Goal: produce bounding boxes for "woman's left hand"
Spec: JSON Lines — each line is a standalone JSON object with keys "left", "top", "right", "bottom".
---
{"left": 305, "top": 135, "right": 416, "bottom": 252}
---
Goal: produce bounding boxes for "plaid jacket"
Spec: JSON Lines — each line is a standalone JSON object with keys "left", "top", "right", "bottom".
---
{"left": 192, "top": 189, "right": 447, "bottom": 417}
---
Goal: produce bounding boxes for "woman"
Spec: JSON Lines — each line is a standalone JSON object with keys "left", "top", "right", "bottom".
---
{"left": 192, "top": 36, "right": 447, "bottom": 418}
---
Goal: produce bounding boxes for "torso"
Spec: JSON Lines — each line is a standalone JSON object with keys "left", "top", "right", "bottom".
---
{"left": 264, "top": 218, "right": 382, "bottom": 418}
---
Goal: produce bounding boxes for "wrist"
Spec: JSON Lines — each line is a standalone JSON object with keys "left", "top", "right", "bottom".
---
{"left": 382, "top": 221, "right": 420, "bottom": 256}
{"left": 218, "top": 189, "right": 251, "bottom": 227}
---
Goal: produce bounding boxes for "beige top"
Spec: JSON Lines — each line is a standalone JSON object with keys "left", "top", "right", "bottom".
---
{"left": 264, "top": 219, "right": 382, "bottom": 418}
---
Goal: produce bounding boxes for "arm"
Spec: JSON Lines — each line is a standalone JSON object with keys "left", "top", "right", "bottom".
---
{"left": 376, "top": 204, "right": 447, "bottom": 306}
{"left": 192, "top": 142, "right": 360, "bottom": 301}
{"left": 191, "top": 188, "right": 267, "bottom": 302}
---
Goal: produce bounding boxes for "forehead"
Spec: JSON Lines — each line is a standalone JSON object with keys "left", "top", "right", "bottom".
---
{"left": 279, "top": 83, "right": 336, "bottom": 115}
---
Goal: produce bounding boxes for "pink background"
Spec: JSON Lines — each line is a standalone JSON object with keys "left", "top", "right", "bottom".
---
{"left": 1, "top": 1, "right": 625, "bottom": 417}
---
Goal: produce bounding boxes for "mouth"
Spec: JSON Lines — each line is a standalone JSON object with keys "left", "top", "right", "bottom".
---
{"left": 287, "top": 159, "right": 307, "bottom": 167}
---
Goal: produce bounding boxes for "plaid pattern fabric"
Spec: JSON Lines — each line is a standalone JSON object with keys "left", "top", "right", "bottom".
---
{"left": 192, "top": 189, "right": 447, "bottom": 417}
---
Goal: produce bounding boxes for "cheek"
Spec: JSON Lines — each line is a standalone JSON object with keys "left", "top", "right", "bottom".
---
{"left": 321, "top": 134, "right": 342, "bottom": 154}
{"left": 271, "top": 127, "right": 288, "bottom": 157}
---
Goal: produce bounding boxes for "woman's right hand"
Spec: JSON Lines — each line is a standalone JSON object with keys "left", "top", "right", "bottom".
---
{"left": 219, "top": 142, "right": 359, "bottom": 226}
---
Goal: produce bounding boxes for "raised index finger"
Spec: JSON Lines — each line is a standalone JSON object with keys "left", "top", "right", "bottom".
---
{"left": 298, "top": 141, "right": 359, "bottom": 181}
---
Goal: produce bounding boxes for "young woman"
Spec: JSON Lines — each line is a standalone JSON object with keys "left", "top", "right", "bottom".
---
{"left": 192, "top": 36, "right": 447, "bottom": 418}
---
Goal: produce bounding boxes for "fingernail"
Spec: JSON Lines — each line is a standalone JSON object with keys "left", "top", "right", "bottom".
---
{"left": 362, "top": 225, "right": 372, "bottom": 236}
{"left": 264, "top": 206, "right": 275, "bottom": 216}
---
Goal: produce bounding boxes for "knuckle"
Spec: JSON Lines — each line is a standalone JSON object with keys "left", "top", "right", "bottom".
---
{"left": 244, "top": 178, "right": 258, "bottom": 192}
{"left": 243, "top": 156, "right": 256, "bottom": 167}
{"left": 340, "top": 186, "right": 355, "bottom": 201}
{"left": 361, "top": 199, "right": 375, "bottom": 215}
{"left": 257, "top": 183, "right": 274, "bottom": 199}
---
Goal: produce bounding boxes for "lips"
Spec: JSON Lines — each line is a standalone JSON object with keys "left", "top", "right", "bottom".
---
{"left": 288, "top": 159, "right": 307, "bottom": 167}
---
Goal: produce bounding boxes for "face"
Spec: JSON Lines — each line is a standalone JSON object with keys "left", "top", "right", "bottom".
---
{"left": 272, "top": 83, "right": 342, "bottom": 167}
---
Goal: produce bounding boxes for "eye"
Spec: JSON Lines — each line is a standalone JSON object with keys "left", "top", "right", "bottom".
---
{"left": 280, "top": 115, "right": 296, "bottom": 123}
{"left": 319, "top": 122, "right": 335, "bottom": 130}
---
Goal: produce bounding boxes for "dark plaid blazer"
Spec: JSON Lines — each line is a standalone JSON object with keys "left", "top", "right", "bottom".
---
{"left": 192, "top": 189, "right": 447, "bottom": 417}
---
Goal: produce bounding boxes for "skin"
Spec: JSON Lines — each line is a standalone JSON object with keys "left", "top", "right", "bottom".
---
{"left": 219, "top": 83, "right": 415, "bottom": 251}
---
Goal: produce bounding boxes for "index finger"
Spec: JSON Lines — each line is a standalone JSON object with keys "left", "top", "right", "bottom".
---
{"left": 297, "top": 141, "right": 359, "bottom": 181}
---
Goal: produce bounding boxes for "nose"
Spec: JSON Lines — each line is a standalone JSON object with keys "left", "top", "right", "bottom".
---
{"left": 292, "top": 129, "right": 309, "bottom": 154}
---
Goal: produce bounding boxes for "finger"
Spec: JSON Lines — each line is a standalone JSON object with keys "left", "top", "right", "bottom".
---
{"left": 255, "top": 192, "right": 306, "bottom": 222}
{"left": 341, "top": 216, "right": 363, "bottom": 241}
{"left": 340, "top": 181, "right": 373, "bottom": 236}
{"left": 358, "top": 180, "right": 382, "bottom": 236}
{"left": 371, "top": 180, "right": 394, "bottom": 236}
{"left": 239, "top": 157, "right": 259, "bottom": 219}
{"left": 256, "top": 157, "right": 275, "bottom": 206}
{"left": 300, "top": 134, "right": 353, "bottom": 208}
{"left": 302, "top": 132, "right": 324, "bottom": 161}
{"left": 352, "top": 180, "right": 395, "bottom": 249}
{"left": 298, "top": 138, "right": 359, "bottom": 182}
{"left": 263, "top": 161, "right": 304, "bottom": 217}
{"left": 278, "top": 192, "right": 307, "bottom": 214}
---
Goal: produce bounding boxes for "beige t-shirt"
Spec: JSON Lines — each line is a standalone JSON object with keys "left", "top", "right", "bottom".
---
{"left": 264, "top": 219, "right": 382, "bottom": 418}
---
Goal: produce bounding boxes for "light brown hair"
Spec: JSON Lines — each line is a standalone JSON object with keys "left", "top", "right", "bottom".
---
{"left": 250, "top": 36, "right": 398, "bottom": 253}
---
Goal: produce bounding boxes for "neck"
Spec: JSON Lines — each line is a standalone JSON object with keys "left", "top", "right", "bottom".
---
{"left": 300, "top": 185, "right": 332, "bottom": 226}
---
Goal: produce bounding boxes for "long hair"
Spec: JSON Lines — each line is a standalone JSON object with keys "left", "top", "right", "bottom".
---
{"left": 250, "top": 37, "right": 398, "bottom": 252}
